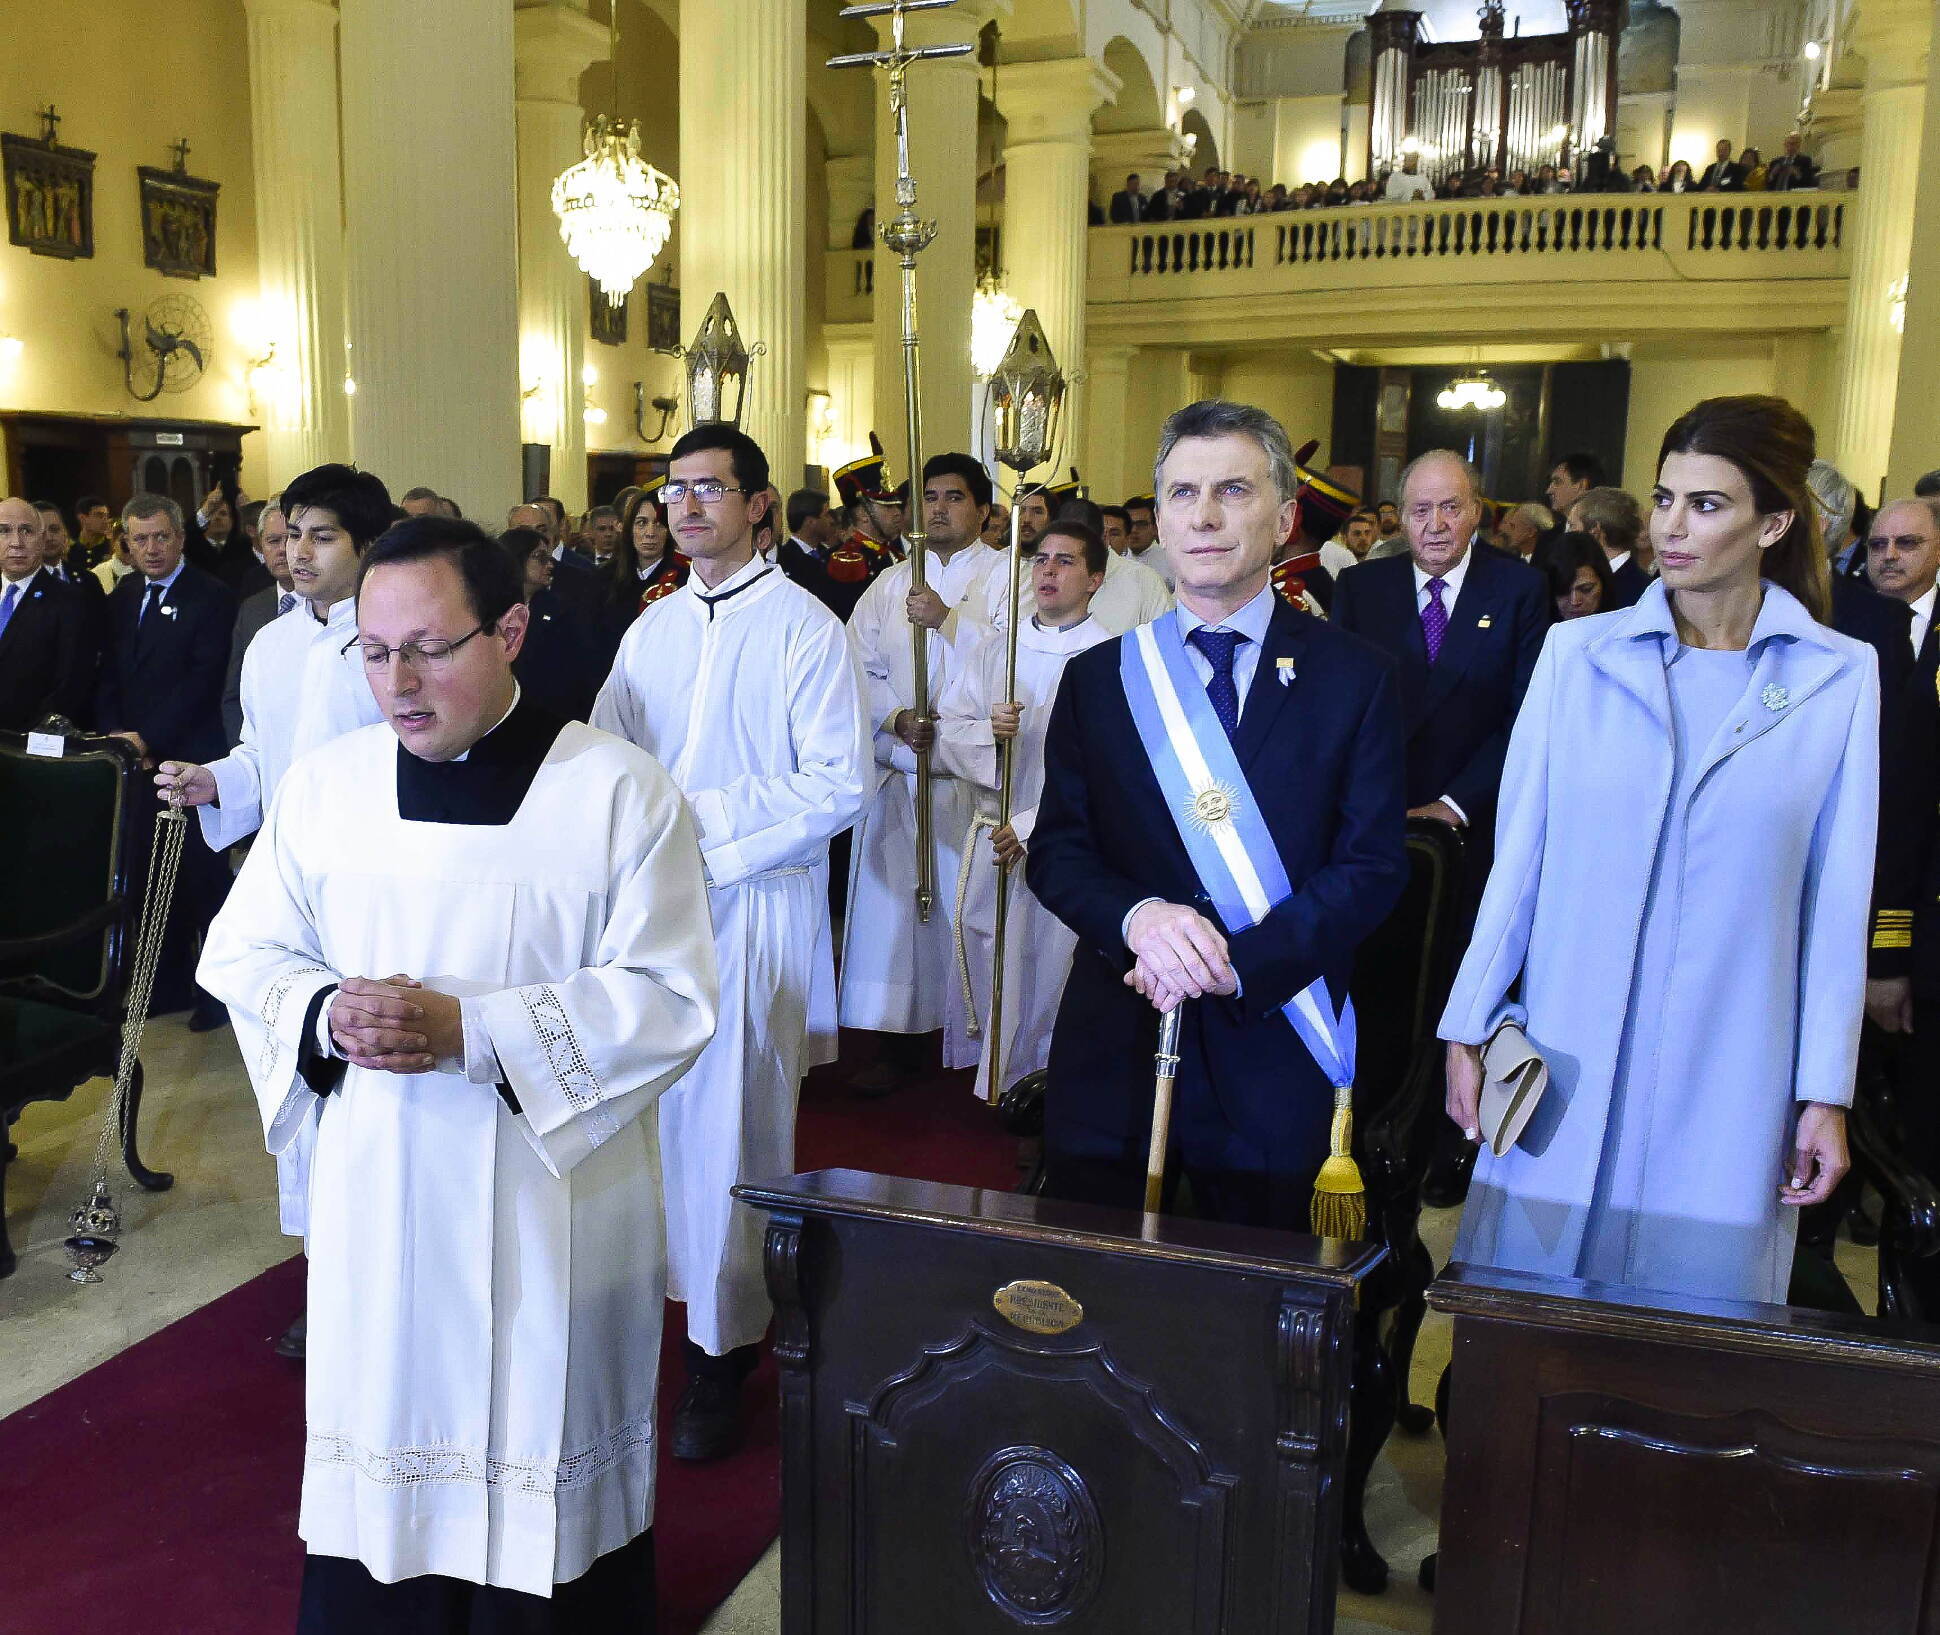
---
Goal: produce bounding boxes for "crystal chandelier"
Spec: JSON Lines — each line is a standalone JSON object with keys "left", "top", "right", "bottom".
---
{"left": 1438, "top": 372, "right": 1507, "bottom": 412}
{"left": 552, "top": 115, "right": 679, "bottom": 306}
{"left": 971, "top": 272, "right": 1024, "bottom": 377}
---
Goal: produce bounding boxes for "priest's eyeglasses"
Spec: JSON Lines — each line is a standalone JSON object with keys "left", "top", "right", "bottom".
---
{"left": 345, "top": 626, "right": 487, "bottom": 672}
{"left": 660, "top": 479, "right": 749, "bottom": 506}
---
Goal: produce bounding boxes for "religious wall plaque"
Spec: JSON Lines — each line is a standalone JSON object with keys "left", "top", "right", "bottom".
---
{"left": 3, "top": 112, "right": 95, "bottom": 260}
{"left": 591, "top": 276, "right": 628, "bottom": 346}
{"left": 647, "top": 281, "right": 681, "bottom": 353}
{"left": 139, "top": 144, "right": 218, "bottom": 280}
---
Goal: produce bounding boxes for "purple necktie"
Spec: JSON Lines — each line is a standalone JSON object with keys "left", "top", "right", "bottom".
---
{"left": 1422, "top": 575, "right": 1449, "bottom": 663}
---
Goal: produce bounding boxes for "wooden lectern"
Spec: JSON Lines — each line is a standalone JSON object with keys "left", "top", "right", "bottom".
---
{"left": 1432, "top": 1262, "right": 1940, "bottom": 1635}
{"left": 734, "top": 1170, "right": 1384, "bottom": 1634}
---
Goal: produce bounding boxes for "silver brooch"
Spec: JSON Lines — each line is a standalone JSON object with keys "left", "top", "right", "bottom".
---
{"left": 1761, "top": 683, "right": 1788, "bottom": 712}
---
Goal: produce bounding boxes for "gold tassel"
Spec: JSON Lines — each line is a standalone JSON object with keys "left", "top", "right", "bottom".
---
{"left": 1309, "top": 1083, "right": 1367, "bottom": 1239}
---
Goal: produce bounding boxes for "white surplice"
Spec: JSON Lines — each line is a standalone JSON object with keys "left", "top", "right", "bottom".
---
{"left": 1130, "top": 541, "right": 1175, "bottom": 588}
{"left": 201, "top": 595, "right": 384, "bottom": 1236}
{"left": 592, "top": 557, "right": 866, "bottom": 1355}
{"left": 198, "top": 720, "right": 718, "bottom": 1596}
{"left": 840, "top": 544, "right": 1006, "bottom": 1041}
{"left": 933, "top": 613, "right": 1112, "bottom": 1085}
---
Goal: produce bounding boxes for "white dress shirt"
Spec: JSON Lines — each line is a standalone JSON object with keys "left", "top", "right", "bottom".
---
{"left": 1908, "top": 584, "right": 1936, "bottom": 657}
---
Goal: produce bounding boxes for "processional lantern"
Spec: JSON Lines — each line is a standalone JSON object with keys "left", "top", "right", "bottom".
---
{"left": 988, "top": 310, "right": 1064, "bottom": 476}
{"left": 683, "top": 292, "right": 762, "bottom": 430}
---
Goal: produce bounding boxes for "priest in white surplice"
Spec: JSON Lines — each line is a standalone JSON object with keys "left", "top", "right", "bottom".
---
{"left": 935, "top": 518, "right": 1112, "bottom": 1092}
{"left": 200, "top": 516, "right": 718, "bottom": 1630}
{"left": 156, "top": 465, "right": 393, "bottom": 1276}
{"left": 1006, "top": 485, "right": 1172, "bottom": 635}
{"left": 840, "top": 453, "right": 1005, "bottom": 1092}
{"left": 592, "top": 425, "right": 866, "bottom": 1461}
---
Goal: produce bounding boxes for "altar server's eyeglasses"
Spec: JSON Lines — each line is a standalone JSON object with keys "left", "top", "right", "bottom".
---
{"left": 346, "top": 625, "right": 487, "bottom": 672}
{"left": 661, "top": 479, "right": 749, "bottom": 506}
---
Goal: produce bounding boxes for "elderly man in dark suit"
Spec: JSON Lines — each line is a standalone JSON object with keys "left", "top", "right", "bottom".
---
{"left": 1330, "top": 449, "right": 1548, "bottom": 1204}
{"left": 0, "top": 496, "right": 97, "bottom": 730}
{"left": 1567, "top": 484, "right": 1651, "bottom": 608}
{"left": 1028, "top": 399, "right": 1409, "bottom": 1229}
{"left": 96, "top": 493, "right": 238, "bottom": 1028}
{"left": 1108, "top": 173, "right": 1151, "bottom": 224}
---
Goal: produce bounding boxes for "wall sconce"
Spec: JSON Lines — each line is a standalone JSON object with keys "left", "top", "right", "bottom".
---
{"left": 634, "top": 381, "right": 679, "bottom": 444}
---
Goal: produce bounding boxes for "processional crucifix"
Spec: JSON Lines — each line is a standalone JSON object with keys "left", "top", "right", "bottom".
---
{"left": 829, "top": 0, "right": 975, "bottom": 925}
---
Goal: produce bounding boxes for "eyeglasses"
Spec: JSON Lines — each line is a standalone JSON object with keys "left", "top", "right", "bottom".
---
{"left": 661, "top": 479, "right": 749, "bottom": 506}
{"left": 345, "top": 625, "right": 486, "bottom": 672}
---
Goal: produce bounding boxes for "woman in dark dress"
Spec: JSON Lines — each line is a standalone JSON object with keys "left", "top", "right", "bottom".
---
{"left": 499, "top": 526, "right": 602, "bottom": 719}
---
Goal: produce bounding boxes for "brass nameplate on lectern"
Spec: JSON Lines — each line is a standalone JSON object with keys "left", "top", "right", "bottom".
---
{"left": 992, "top": 1279, "right": 1085, "bottom": 1334}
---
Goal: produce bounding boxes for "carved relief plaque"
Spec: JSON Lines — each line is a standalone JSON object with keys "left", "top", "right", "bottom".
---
{"left": 968, "top": 1445, "right": 1103, "bottom": 1625}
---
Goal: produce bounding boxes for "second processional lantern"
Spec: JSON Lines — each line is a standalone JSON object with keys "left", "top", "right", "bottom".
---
{"left": 684, "top": 291, "right": 760, "bottom": 429}
{"left": 989, "top": 309, "right": 1064, "bottom": 476}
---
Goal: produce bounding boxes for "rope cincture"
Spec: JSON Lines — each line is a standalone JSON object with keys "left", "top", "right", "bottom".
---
{"left": 65, "top": 799, "right": 189, "bottom": 1282}
{"left": 952, "top": 811, "right": 1000, "bottom": 1040}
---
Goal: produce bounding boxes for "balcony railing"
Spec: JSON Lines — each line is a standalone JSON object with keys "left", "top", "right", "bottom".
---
{"left": 1088, "top": 193, "right": 1849, "bottom": 302}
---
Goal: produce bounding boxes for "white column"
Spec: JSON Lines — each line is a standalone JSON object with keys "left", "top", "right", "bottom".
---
{"left": 822, "top": 325, "right": 876, "bottom": 475}
{"left": 868, "top": 3, "right": 991, "bottom": 482}
{"left": 1089, "top": 127, "right": 1190, "bottom": 212}
{"left": 680, "top": 0, "right": 805, "bottom": 481}
{"left": 243, "top": 0, "right": 350, "bottom": 482}
{"left": 513, "top": 3, "right": 608, "bottom": 513}
{"left": 1083, "top": 345, "right": 1136, "bottom": 504}
{"left": 1831, "top": 0, "right": 1932, "bottom": 497}
{"left": 340, "top": 0, "right": 521, "bottom": 520}
{"left": 1888, "top": 0, "right": 1940, "bottom": 494}
{"left": 998, "top": 57, "right": 1120, "bottom": 480}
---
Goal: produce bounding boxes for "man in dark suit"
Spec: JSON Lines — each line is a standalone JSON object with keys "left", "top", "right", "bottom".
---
{"left": 1697, "top": 137, "right": 1747, "bottom": 192}
{"left": 1765, "top": 133, "right": 1820, "bottom": 191}
{"left": 1180, "top": 165, "right": 1221, "bottom": 220}
{"left": 32, "top": 501, "right": 105, "bottom": 607}
{"left": 96, "top": 494, "right": 238, "bottom": 1028}
{"left": 1331, "top": 450, "right": 1548, "bottom": 845}
{"left": 1027, "top": 400, "right": 1409, "bottom": 1229}
{"left": 1108, "top": 172, "right": 1151, "bottom": 224}
{"left": 0, "top": 497, "right": 97, "bottom": 730}
{"left": 1147, "top": 169, "right": 1185, "bottom": 221}
{"left": 1567, "top": 485, "right": 1651, "bottom": 608}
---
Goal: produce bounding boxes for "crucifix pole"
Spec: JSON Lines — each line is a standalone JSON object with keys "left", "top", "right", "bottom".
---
{"left": 829, "top": 0, "right": 974, "bottom": 925}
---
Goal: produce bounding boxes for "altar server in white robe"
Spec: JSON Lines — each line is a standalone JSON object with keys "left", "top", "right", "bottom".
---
{"left": 1006, "top": 486, "right": 1172, "bottom": 636}
{"left": 935, "top": 517, "right": 1112, "bottom": 1090}
{"left": 200, "top": 515, "right": 718, "bottom": 1631}
{"left": 592, "top": 424, "right": 867, "bottom": 1461}
{"left": 840, "top": 453, "right": 1006, "bottom": 1092}
{"left": 156, "top": 465, "right": 392, "bottom": 1252}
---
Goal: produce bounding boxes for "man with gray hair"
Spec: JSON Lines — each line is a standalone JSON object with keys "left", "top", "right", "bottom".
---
{"left": 95, "top": 492, "right": 238, "bottom": 1027}
{"left": 1027, "top": 398, "right": 1409, "bottom": 1232}
{"left": 1807, "top": 457, "right": 1862, "bottom": 576}
{"left": 1566, "top": 485, "right": 1648, "bottom": 607}
{"left": 1495, "top": 501, "right": 1555, "bottom": 563}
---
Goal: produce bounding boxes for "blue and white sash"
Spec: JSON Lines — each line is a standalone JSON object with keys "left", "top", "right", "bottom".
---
{"left": 1120, "top": 611, "right": 1355, "bottom": 1088}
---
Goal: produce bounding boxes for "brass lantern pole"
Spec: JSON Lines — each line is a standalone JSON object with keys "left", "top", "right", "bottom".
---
{"left": 829, "top": 0, "right": 974, "bottom": 924}
{"left": 980, "top": 311, "right": 1064, "bottom": 1105}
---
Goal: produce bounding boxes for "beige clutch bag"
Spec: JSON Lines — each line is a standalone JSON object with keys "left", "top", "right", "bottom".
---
{"left": 1478, "top": 1022, "right": 1549, "bottom": 1157}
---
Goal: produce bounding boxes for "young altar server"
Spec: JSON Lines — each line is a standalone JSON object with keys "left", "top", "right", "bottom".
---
{"left": 592, "top": 424, "right": 868, "bottom": 1461}
{"left": 935, "top": 517, "right": 1111, "bottom": 1093}
{"left": 199, "top": 516, "right": 719, "bottom": 1630}
{"left": 156, "top": 467, "right": 392, "bottom": 1257}
{"left": 840, "top": 452, "right": 1006, "bottom": 1092}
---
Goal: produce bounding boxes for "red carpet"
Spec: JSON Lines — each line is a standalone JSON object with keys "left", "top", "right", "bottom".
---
{"left": 0, "top": 1039, "right": 1017, "bottom": 1634}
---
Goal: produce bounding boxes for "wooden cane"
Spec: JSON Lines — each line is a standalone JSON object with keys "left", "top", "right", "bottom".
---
{"left": 1143, "top": 1004, "right": 1184, "bottom": 1213}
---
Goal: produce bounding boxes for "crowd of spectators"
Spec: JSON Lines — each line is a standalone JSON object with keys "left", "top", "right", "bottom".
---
{"left": 1100, "top": 132, "right": 1827, "bottom": 223}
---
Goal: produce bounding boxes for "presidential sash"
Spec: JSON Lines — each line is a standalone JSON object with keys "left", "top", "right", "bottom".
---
{"left": 1120, "top": 610, "right": 1366, "bottom": 1234}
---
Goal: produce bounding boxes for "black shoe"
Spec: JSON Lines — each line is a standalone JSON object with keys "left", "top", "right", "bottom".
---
{"left": 188, "top": 998, "right": 230, "bottom": 1033}
{"left": 274, "top": 1312, "right": 307, "bottom": 1360}
{"left": 1421, "top": 1144, "right": 1476, "bottom": 1209}
{"left": 671, "top": 1372, "right": 744, "bottom": 1462}
{"left": 848, "top": 1062, "right": 915, "bottom": 1100}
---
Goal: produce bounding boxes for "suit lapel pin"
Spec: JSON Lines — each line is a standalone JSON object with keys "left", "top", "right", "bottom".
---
{"left": 1477, "top": 614, "right": 1492, "bottom": 629}
{"left": 1276, "top": 656, "right": 1296, "bottom": 686}
{"left": 1761, "top": 683, "right": 1788, "bottom": 712}
{"left": 161, "top": 603, "right": 178, "bottom": 619}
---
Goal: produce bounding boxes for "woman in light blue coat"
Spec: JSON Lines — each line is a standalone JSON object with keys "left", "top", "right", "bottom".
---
{"left": 1441, "top": 396, "right": 1876, "bottom": 1305}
